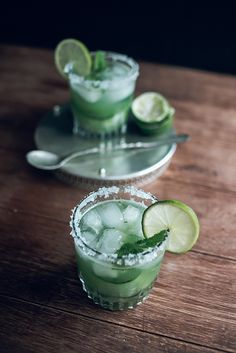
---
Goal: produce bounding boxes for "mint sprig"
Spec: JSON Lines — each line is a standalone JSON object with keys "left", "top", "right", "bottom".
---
{"left": 92, "top": 51, "right": 107, "bottom": 73}
{"left": 116, "top": 229, "right": 168, "bottom": 258}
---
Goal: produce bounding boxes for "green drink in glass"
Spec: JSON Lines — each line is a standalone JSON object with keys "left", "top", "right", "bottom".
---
{"left": 70, "top": 186, "right": 168, "bottom": 310}
{"left": 55, "top": 39, "right": 139, "bottom": 137}
{"left": 69, "top": 52, "right": 139, "bottom": 136}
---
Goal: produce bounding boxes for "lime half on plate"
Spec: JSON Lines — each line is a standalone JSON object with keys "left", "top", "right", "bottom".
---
{"left": 132, "top": 92, "right": 170, "bottom": 123}
{"left": 142, "top": 200, "right": 200, "bottom": 253}
{"left": 55, "top": 38, "right": 92, "bottom": 78}
{"left": 132, "top": 92, "right": 175, "bottom": 134}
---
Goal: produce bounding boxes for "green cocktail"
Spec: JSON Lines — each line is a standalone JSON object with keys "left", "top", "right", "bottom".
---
{"left": 70, "top": 186, "right": 168, "bottom": 310}
{"left": 55, "top": 39, "right": 139, "bottom": 137}
{"left": 68, "top": 52, "right": 139, "bottom": 136}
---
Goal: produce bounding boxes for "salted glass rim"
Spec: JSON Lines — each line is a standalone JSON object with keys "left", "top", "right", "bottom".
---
{"left": 70, "top": 186, "right": 168, "bottom": 266}
{"left": 66, "top": 51, "right": 139, "bottom": 90}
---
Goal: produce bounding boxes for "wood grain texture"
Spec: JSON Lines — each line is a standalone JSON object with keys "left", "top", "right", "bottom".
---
{"left": 1, "top": 296, "right": 226, "bottom": 353}
{"left": 0, "top": 45, "right": 236, "bottom": 353}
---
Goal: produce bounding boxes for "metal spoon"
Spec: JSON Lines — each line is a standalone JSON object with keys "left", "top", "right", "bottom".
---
{"left": 26, "top": 133, "right": 189, "bottom": 170}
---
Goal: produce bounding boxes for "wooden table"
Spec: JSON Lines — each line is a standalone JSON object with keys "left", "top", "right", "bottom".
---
{"left": 0, "top": 45, "right": 235, "bottom": 353}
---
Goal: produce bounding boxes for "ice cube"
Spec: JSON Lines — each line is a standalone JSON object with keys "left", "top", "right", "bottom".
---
{"left": 97, "top": 229, "right": 126, "bottom": 254}
{"left": 123, "top": 205, "right": 143, "bottom": 237}
{"left": 81, "top": 229, "right": 98, "bottom": 247}
{"left": 133, "top": 221, "right": 144, "bottom": 239}
{"left": 106, "top": 82, "right": 135, "bottom": 102}
{"left": 111, "top": 64, "right": 128, "bottom": 77}
{"left": 82, "top": 209, "right": 102, "bottom": 234}
{"left": 99, "top": 202, "right": 124, "bottom": 229}
{"left": 123, "top": 205, "right": 144, "bottom": 239}
{"left": 123, "top": 205, "right": 141, "bottom": 224}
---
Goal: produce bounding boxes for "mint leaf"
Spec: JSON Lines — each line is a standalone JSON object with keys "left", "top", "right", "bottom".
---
{"left": 116, "top": 229, "right": 168, "bottom": 258}
{"left": 92, "top": 51, "right": 106, "bottom": 73}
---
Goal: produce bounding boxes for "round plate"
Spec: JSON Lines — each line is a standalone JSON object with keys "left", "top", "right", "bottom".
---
{"left": 35, "top": 104, "right": 176, "bottom": 188}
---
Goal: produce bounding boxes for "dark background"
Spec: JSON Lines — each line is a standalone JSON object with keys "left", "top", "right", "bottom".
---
{"left": 1, "top": 2, "right": 236, "bottom": 75}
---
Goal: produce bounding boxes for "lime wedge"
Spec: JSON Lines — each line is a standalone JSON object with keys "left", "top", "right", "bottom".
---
{"left": 132, "top": 92, "right": 170, "bottom": 123}
{"left": 55, "top": 38, "right": 92, "bottom": 78}
{"left": 142, "top": 200, "right": 200, "bottom": 253}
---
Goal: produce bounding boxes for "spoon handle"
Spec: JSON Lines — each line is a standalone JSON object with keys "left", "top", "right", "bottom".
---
{"left": 60, "top": 134, "right": 189, "bottom": 167}
{"left": 114, "top": 133, "right": 189, "bottom": 151}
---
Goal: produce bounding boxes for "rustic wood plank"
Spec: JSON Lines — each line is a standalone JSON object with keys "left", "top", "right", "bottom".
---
{"left": 0, "top": 210, "right": 235, "bottom": 352}
{"left": 0, "top": 296, "right": 226, "bottom": 353}
{"left": 0, "top": 46, "right": 68, "bottom": 109}
{"left": 172, "top": 99, "right": 236, "bottom": 145}
{"left": 138, "top": 61, "right": 236, "bottom": 110}
{"left": 169, "top": 139, "right": 236, "bottom": 192}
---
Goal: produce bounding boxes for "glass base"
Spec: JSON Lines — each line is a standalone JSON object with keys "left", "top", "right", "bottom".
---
{"left": 79, "top": 273, "right": 154, "bottom": 311}
{"left": 72, "top": 109, "right": 128, "bottom": 138}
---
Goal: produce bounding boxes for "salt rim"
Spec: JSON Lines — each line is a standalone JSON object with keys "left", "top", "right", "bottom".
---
{"left": 70, "top": 185, "right": 168, "bottom": 266}
{"left": 66, "top": 51, "right": 139, "bottom": 90}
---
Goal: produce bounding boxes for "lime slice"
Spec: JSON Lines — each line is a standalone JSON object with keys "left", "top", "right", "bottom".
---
{"left": 132, "top": 92, "right": 170, "bottom": 124}
{"left": 55, "top": 38, "right": 92, "bottom": 78}
{"left": 142, "top": 200, "right": 200, "bottom": 253}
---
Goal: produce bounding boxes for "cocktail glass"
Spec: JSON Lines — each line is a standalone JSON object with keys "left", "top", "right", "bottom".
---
{"left": 67, "top": 52, "right": 139, "bottom": 137}
{"left": 70, "top": 186, "right": 168, "bottom": 310}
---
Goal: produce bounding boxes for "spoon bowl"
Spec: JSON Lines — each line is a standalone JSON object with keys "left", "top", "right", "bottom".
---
{"left": 26, "top": 150, "right": 61, "bottom": 170}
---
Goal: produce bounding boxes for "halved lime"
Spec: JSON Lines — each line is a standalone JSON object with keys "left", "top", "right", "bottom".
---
{"left": 132, "top": 92, "right": 174, "bottom": 135}
{"left": 135, "top": 108, "right": 175, "bottom": 135}
{"left": 55, "top": 38, "right": 92, "bottom": 78}
{"left": 132, "top": 92, "right": 170, "bottom": 122}
{"left": 142, "top": 200, "right": 200, "bottom": 253}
